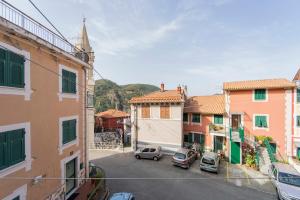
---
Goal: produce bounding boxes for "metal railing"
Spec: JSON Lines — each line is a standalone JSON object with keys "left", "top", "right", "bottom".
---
{"left": 264, "top": 139, "right": 277, "bottom": 163}
{"left": 0, "top": 0, "right": 77, "bottom": 55}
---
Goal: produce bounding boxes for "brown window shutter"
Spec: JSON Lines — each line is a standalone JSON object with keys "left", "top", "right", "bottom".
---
{"left": 142, "top": 105, "right": 150, "bottom": 118}
{"left": 160, "top": 105, "right": 170, "bottom": 119}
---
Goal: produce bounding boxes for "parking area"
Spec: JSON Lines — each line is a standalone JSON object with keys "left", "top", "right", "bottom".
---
{"left": 90, "top": 149, "right": 276, "bottom": 200}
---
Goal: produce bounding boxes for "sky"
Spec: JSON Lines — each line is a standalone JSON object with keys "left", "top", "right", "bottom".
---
{"left": 6, "top": 0, "right": 300, "bottom": 95}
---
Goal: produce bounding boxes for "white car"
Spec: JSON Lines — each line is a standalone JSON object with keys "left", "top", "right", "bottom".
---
{"left": 200, "top": 152, "right": 220, "bottom": 174}
{"left": 268, "top": 163, "right": 300, "bottom": 200}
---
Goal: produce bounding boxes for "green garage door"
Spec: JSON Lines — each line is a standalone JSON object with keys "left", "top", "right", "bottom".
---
{"left": 230, "top": 141, "right": 240, "bottom": 164}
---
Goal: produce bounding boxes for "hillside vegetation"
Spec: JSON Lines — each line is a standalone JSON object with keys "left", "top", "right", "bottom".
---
{"left": 94, "top": 79, "right": 159, "bottom": 113}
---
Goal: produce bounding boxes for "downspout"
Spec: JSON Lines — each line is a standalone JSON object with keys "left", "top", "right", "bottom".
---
{"left": 83, "top": 67, "right": 89, "bottom": 178}
{"left": 292, "top": 88, "right": 295, "bottom": 158}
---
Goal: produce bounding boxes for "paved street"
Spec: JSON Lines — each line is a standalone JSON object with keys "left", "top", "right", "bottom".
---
{"left": 90, "top": 149, "right": 276, "bottom": 200}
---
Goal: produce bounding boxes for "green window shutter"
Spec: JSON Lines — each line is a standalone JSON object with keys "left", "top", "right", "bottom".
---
{"left": 183, "top": 113, "right": 188, "bottom": 122}
{"left": 188, "top": 133, "right": 193, "bottom": 143}
{"left": 62, "top": 69, "right": 76, "bottom": 94}
{"left": 0, "top": 132, "right": 7, "bottom": 170}
{"left": 297, "top": 116, "right": 300, "bottom": 127}
{"left": 8, "top": 51, "right": 25, "bottom": 88}
{"left": 297, "top": 89, "right": 300, "bottom": 103}
{"left": 62, "top": 69, "right": 69, "bottom": 93}
{"left": 69, "top": 119, "right": 76, "bottom": 141}
{"left": 0, "top": 48, "right": 6, "bottom": 86}
{"left": 214, "top": 115, "right": 223, "bottom": 124}
{"left": 63, "top": 121, "right": 69, "bottom": 144}
{"left": 184, "top": 135, "right": 189, "bottom": 143}
{"left": 254, "top": 89, "right": 266, "bottom": 100}
{"left": 255, "top": 116, "right": 261, "bottom": 127}
{"left": 192, "top": 114, "right": 201, "bottom": 123}
{"left": 8, "top": 129, "right": 25, "bottom": 166}
{"left": 63, "top": 119, "right": 76, "bottom": 144}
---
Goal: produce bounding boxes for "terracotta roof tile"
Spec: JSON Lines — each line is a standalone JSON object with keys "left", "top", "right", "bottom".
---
{"left": 223, "top": 79, "right": 295, "bottom": 91}
{"left": 129, "top": 90, "right": 184, "bottom": 103}
{"left": 184, "top": 95, "right": 225, "bottom": 114}
{"left": 95, "top": 109, "right": 129, "bottom": 118}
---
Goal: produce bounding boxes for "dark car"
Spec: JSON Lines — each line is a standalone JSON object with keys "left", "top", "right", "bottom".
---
{"left": 172, "top": 148, "right": 197, "bottom": 169}
{"left": 134, "top": 146, "right": 162, "bottom": 161}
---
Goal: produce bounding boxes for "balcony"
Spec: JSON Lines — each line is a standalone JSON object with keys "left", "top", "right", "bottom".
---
{"left": 0, "top": 1, "right": 77, "bottom": 56}
{"left": 209, "top": 123, "right": 226, "bottom": 134}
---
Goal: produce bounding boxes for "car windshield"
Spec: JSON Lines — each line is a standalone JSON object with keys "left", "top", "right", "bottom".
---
{"left": 174, "top": 153, "right": 186, "bottom": 159}
{"left": 202, "top": 157, "right": 215, "bottom": 165}
{"left": 278, "top": 172, "right": 300, "bottom": 187}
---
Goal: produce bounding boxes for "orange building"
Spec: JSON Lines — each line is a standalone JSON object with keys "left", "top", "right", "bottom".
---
{"left": 95, "top": 109, "right": 130, "bottom": 132}
{"left": 0, "top": 2, "right": 93, "bottom": 200}
{"left": 224, "top": 79, "right": 295, "bottom": 163}
{"left": 183, "top": 95, "right": 227, "bottom": 154}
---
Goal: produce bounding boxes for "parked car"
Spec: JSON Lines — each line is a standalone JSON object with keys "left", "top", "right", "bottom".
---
{"left": 134, "top": 146, "right": 162, "bottom": 161}
{"left": 268, "top": 163, "right": 300, "bottom": 200}
{"left": 172, "top": 148, "right": 197, "bottom": 169}
{"left": 200, "top": 152, "right": 220, "bottom": 174}
{"left": 109, "top": 192, "right": 135, "bottom": 200}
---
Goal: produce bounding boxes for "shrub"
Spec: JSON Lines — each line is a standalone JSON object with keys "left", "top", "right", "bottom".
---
{"left": 245, "top": 154, "right": 256, "bottom": 168}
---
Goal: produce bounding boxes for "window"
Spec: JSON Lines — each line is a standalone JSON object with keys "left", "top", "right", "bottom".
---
{"left": 141, "top": 105, "right": 150, "bottom": 118}
{"left": 297, "top": 116, "right": 300, "bottom": 127}
{"left": 183, "top": 113, "right": 188, "bottom": 122}
{"left": 0, "top": 48, "right": 25, "bottom": 88}
{"left": 214, "top": 115, "right": 223, "bottom": 124}
{"left": 255, "top": 115, "right": 268, "bottom": 128}
{"left": 160, "top": 105, "right": 170, "bottom": 119}
{"left": 254, "top": 89, "right": 266, "bottom": 101}
{"left": 2, "top": 184, "right": 27, "bottom": 200}
{"left": 0, "top": 129, "right": 25, "bottom": 171}
{"left": 297, "top": 89, "right": 300, "bottom": 103}
{"left": 62, "top": 69, "right": 76, "bottom": 94}
{"left": 63, "top": 119, "right": 77, "bottom": 144}
{"left": 192, "top": 113, "right": 201, "bottom": 123}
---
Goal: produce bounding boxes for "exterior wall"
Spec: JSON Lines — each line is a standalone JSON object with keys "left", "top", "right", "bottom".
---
{"left": 229, "top": 89, "right": 287, "bottom": 157}
{"left": 131, "top": 103, "right": 183, "bottom": 152}
{"left": 0, "top": 31, "right": 86, "bottom": 199}
{"left": 95, "top": 116, "right": 129, "bottom": 132}
{"left": 293, "top": 87, "right": 300, "bottom": 157}
{"left": 183, "top": 114, "right": 212, "bottom": 150}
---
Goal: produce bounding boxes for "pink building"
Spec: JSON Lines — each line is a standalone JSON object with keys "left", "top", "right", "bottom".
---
{"left": 224, "top": 79, "right": 295, "bottom": 163}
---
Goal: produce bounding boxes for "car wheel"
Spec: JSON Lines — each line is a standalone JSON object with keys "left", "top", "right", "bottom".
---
{"left": 135, "top": 155, "right": 140, "bottom": 159}
{"left": 153, "top": 156, "right": 158, "bottom": 161}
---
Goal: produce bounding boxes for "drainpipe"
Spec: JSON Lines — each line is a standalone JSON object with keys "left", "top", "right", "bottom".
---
{"left": 292, "top": 88, "right": 295, "bottom": 158}
{"left": 83, "top": 67, "right": 89, "bottom": 179}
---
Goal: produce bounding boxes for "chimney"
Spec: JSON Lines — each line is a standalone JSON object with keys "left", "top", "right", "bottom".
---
{"left": 177, "top": 85, "right": 181, "bottom": 94}
{"left": 160, "top": 83, "right": 165, "bottom": 92}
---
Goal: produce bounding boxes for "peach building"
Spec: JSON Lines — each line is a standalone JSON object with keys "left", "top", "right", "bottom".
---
{"left": 0, "top": 2, "right": 94, "bottom": 200}
{"left": 224, "top": 79, "right": 295, "bottom": 164}
{"left": 183, "top": 95, "right": 228, "bottom": 155}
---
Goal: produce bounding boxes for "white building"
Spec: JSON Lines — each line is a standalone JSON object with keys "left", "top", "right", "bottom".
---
{"left": 129, "top": 84, "right": 186, "bottom": 152}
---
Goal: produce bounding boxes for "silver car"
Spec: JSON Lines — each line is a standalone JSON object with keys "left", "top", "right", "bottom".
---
{"left": 268, "top": 163, "right": 300, "bottom": 200}
{"left": 200, "top": 152, "right": 220, "bottom": 174}
{"left": 172, "top": 148, "right": 197, "bottom": 169}
{"left": 134, "top": 146, "right": 162, "bottom": 161}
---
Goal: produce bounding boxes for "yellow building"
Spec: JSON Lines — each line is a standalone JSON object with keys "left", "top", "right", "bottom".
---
{"left": 0, "top": 1, "right": 94, "bottom": 199}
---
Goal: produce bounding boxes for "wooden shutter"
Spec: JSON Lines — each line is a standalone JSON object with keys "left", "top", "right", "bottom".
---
{"left": 69, "top": 72, "right": 76, "bottom": 93}
{"left": 255, "top": 89, "right": 266, "bottom": 100}
{"left": 160, "top": 105, "right": 170, "bottom": 119}
{"left": 63, "top": 120, "right": 76, "bottom": 144}
{"left": 62, "top": 69, "right": 69, "bottom": 93}
{"left": 297, "top": 89, "right": 300, "bottom": 103}
{"left": 214, "top": 115, "right": 223, "bottom": 124}
{"left": 142, "top": 105, "right": 150, "bottom": 118}
{"left": 8, "top": 51, "right": 25, "bottom": 88}
{"left": 69, "top": 119, "right": 76, "bottom": 141}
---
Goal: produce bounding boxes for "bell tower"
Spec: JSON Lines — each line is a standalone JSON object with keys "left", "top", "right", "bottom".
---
{"left": 76, "top": 18, "right": 95, "bottom": 174}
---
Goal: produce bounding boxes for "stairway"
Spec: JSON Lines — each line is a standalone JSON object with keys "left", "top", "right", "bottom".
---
{"left": 258, "top": 147, "right": 271, "bottom": 175}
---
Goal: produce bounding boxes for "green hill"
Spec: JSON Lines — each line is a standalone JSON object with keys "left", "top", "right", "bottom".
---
{"left": 94, "top": 79, "right": 159, "bottom": 112}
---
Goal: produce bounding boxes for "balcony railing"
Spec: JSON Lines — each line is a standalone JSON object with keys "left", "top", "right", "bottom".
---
{"left": 209, "top": 123, "right": 225, "bottom": 134}
{"left": 0, "top": 1, "right": 77, "bottom": 55}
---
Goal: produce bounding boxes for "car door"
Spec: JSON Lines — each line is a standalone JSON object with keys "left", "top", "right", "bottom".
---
{"left": 149, "top": 148, "right": 156, "bottom": 158}
{"left": 141, "top": 148, "right": 150, "bottom": 158}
